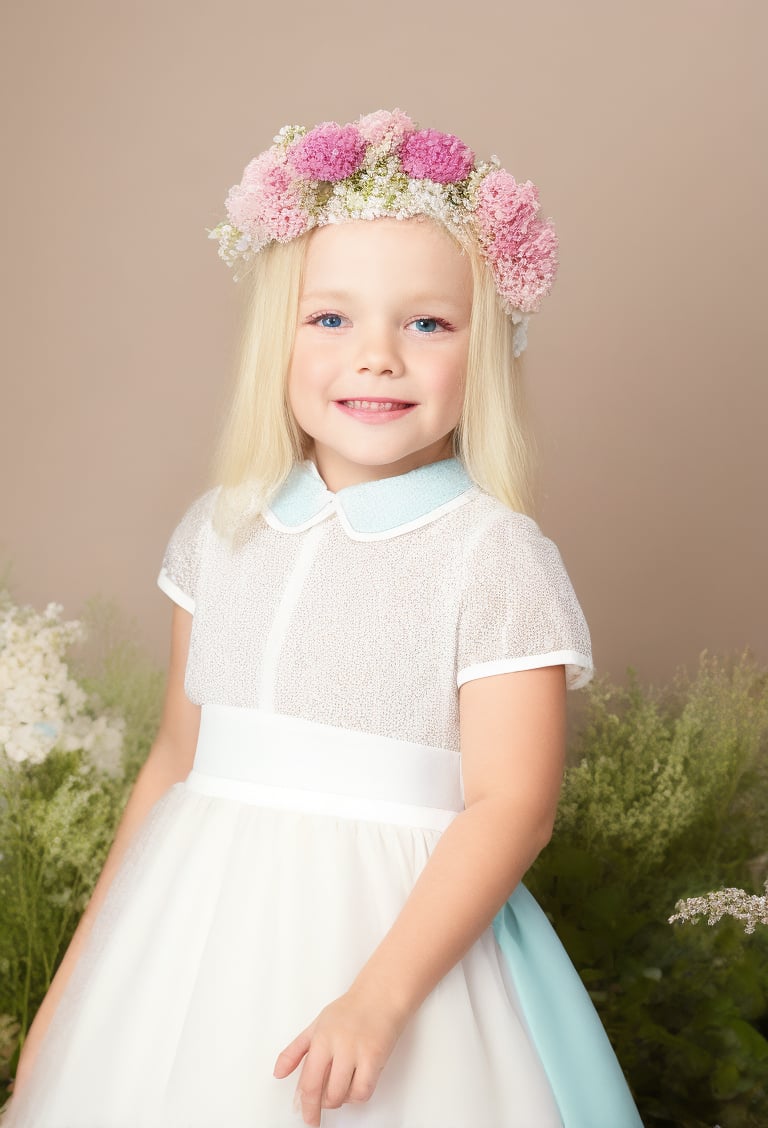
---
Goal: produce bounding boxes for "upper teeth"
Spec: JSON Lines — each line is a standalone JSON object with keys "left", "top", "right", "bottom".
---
{"left": 342, "top": 400, "right": 409, "bottom": 410}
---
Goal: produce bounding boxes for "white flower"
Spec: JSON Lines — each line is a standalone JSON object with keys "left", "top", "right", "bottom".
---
{"left": 0, "top": 592, "right": 124, "bottom": 772}
{"left": 670, "top": 881, "right": 768, "bottom": 935}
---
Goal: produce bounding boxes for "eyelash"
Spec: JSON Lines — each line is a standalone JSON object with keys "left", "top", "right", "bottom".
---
{"left": 307, "top": 313, "right": 455, "bottom": 333}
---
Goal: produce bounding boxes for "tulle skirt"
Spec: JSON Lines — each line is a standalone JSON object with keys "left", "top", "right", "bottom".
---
{"left": 2, "top": 705, "right": 642, "bottom": 1127}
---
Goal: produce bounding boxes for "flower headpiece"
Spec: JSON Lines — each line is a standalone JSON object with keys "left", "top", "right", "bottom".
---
{"left": 208, "top": 109, "right": 559, "bottom": 357}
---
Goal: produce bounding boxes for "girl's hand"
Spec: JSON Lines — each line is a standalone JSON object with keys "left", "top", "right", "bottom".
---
{"left": 273, "top": 984, "right": 410, "bottom": 1126}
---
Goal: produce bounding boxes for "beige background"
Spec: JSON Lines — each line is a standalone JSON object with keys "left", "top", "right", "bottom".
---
{"left": 1, "top": 0, "right": 765, "bottom": 688}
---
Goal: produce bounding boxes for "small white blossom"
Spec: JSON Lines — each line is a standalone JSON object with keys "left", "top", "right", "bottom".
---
{"left": 0, "top": 591, "right": 124, "bottom": 774}
{"left": 670, "top": 880, "right": 768, "bottom": 935}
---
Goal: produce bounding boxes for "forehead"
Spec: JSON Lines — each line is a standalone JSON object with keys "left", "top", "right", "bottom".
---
{"left": 300, "top": 217, "right": 472, "bottom": 304}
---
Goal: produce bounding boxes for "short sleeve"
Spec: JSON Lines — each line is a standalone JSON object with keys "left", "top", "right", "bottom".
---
{"left": 156, "top": 488, "right": 217, "bottom": 614}
{"left": 456, "top": 512, "right": 594, "bottom": 691}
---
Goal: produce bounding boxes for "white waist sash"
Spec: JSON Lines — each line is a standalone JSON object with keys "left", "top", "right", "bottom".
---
{"left": 183, "top": 703, "right": 465, "bottom": 831}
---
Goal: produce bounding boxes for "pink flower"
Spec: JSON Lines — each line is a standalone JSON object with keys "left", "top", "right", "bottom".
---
{"left": 356, "top": 108, "right": 415, "bottom": 149}
{"left": 473, "top": 168, "right": 558, "bottom": 311}
{"left": 488, "top": 219, "right": 559, "bottom": 313}
{"left": 399, "top": 129, "right": 474, "bottom": 183}
{"left": 225, "top": 150, "right": 309, "bottom": 243}
{"left": 288, "top": 122, "right": 366, "bottom": 181}
{"left": 475, "top": 170, "right": 540, "bottom": 254}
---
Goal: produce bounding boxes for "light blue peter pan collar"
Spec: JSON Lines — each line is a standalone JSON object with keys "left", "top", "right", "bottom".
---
{"left": 263, "top": 456, "right": 477, "bottom": 541}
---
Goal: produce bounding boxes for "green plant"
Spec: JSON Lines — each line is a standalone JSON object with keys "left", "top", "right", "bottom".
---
{"left": 0, "top": 587, "right": 162, "bottom": 1106}
{"left": 527, "top": 651, "right": 768, "bottom": 1128}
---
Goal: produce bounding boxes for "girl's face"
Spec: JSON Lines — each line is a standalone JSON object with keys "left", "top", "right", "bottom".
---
{"left": 287, "top": 217, "right": 472, "bottom": 492}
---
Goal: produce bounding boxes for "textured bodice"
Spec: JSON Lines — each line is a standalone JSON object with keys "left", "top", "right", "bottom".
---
{"left": 157, "top": 457, "right": 592, "bottom": 753}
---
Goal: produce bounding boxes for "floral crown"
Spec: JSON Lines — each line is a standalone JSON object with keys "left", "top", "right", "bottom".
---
{"left": 208, "top": 109, "right": 559, "bottom": 357}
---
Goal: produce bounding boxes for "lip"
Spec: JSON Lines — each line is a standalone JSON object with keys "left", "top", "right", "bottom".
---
{"left": 335, "top": 397, "right": 416, "bottom": 405}
{"left": 334, "top": 399, "right": 418, "bottom": 424}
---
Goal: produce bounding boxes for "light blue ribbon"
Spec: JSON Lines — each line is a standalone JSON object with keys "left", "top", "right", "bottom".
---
{"left": 493, "top": 884, "right": 644, "bottom": 1127}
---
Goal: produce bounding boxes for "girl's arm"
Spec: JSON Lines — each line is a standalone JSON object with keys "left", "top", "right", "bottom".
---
{"left": 12, "top": 605, "right": 201, "bottom": 1094}
{"left": 275, "top": 663, "right": 567, "bottom": 1126}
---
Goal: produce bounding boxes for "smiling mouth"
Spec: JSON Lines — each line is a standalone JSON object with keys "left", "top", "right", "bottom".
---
{"left": 336, "top": 399, "right": 416, "bottom": 411}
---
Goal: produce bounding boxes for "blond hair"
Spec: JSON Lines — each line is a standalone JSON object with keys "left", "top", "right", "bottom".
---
{"left": 207, "top": 218, "right": 536, "bottom": 543}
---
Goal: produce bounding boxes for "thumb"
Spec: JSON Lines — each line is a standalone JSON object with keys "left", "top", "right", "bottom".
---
{"left": 273, "top": 1026, "right": 312, "bottom": 1078}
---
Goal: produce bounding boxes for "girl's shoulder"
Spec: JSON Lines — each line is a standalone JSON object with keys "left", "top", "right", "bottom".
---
{"left": 457, "top": 492, "right": 594, "bottom": 691}
{"left": 162, "top": 484, "right": 221, "bottom": 550}
{"left": 173, "top": 484, "right": 222, "bottom": 528}
{"left": 462, "top": 488, "right": 560, "bottom": 562}
{"left": 156, "top": 486, "right": 222, "bottom": 613}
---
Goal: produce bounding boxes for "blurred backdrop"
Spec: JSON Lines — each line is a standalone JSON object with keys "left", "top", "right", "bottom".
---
{"left": 1, "top": 0, "right": 765, "bottom": 686}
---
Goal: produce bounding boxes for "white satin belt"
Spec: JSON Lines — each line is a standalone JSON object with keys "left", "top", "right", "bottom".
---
{"left": 183, "top": 703, "right": 464, "bottom": 831}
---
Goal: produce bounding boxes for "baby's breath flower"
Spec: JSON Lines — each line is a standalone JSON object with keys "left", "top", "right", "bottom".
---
{"left": 208, "top": 109, "right": 558, "bottom": 357}
{"left": 0, "top": 590, "right": 124, "bottom": 772}
{"left": 670, "top": 880, "right": 768, "bottom": 935}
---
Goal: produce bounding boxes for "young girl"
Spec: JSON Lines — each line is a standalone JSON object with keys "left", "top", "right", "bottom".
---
{"left": 3, "top": 110, "right": 643, "bottom": 1127}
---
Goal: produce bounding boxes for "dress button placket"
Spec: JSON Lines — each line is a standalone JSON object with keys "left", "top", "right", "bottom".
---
{"left": 257, "top": 521, "right": 327, "bottom": 711}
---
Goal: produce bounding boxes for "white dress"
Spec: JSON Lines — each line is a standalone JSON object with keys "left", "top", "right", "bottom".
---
{"left": 2, "top": 456, "right": 642, "bottom": 1128}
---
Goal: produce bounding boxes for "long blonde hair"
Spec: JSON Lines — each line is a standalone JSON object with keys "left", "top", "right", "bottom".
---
{"left": 207, "top": 218, "right": 536, "bottom": 542}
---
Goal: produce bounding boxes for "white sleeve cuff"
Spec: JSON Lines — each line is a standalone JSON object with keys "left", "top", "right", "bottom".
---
{"left": 457, "top": 650, "right": 594, "bottom": 691}
{"left": 157, "top": 569, "right": 195, "bottom": 614}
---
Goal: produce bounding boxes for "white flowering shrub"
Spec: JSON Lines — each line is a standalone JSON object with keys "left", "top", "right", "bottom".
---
{"left": 0, "top": 593, "right": 125, "bottom": 773}
{"left": 0, "top": 585, "right": 164, "bottom": 1105}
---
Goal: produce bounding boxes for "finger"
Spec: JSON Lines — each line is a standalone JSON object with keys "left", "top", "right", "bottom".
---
{"left": 348, "top": 1064, "right": 381, "bottom": 1104}
{"left": 296, "top": 1050, "right": 332, "bottom": 1127}
{"left": 273, "top": 1028, "right": 312, "bottom": 1078}
{"left": 321, "top": 1055, "right": 356, "bottom": 1110}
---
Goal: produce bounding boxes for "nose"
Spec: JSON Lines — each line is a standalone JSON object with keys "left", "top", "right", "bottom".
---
{"left": 354, "top": 322, "right": 405, "bottom": 378}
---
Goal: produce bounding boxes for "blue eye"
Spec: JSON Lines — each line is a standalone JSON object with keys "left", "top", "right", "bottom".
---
{"left": 317, "top": 314, "right": 343, "bottom": 328}
{"left": 412, "top": 318, "right": 440, "bottom": 333}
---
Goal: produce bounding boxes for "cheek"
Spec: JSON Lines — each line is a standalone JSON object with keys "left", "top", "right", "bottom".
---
{"left": 287, "top": 349, "right": 339, "bottom": 433}
{"left": 285, "top": 360, "right": 300, "bottom": 415}
{"left": 289, "top": 341, "right": 333, "bottom": 393}
{"left": 286, "top": 354, "right": 312, "bottom": 427}
{"left": 446, "top": 382, "right": 466, "bottom": 424}
{"left": 430, "top": 355, "right": 467, "bottom": 416}
{"left": 287, "top": 348, "right": 316, "bottom": 407}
